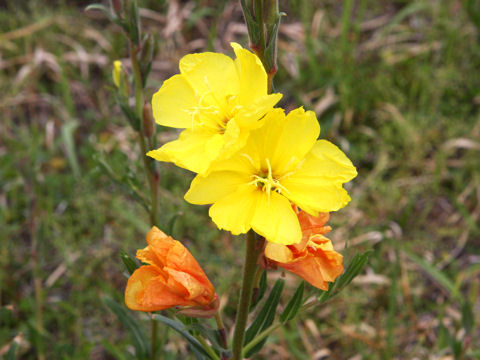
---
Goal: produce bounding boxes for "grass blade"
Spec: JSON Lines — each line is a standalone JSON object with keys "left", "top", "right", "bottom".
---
{"left": 103, "top": 296, "right": 150, "bottom": 360}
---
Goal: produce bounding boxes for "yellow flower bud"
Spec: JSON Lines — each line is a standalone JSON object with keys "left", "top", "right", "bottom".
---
{"left": 112, "top": 60, "right": 122, "bottom": 88}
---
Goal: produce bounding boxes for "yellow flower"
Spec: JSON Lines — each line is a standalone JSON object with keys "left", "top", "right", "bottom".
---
{"left": 185, "top": 107, "right": 357, "bottom": 245}
{"left": 112, "top": 60, "right": 122, "bottom": 88}
{"left": 147, "top": 43, "right": 282, "bottom": 174}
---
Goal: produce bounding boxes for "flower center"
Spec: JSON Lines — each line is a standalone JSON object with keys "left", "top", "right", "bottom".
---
{"left": 186, "top": 92, "right": 241, "bottom": 134}
{"left": 248, "top": 158, "right": 289, "bottom": 201}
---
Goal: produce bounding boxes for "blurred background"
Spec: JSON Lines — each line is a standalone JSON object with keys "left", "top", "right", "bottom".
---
{"left": 1, "top": 0, "right": 479, "bottom": 359}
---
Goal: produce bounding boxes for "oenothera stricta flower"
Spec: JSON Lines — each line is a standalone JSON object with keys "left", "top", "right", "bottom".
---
{"left": 125, "top": 227, "right": 218, "bottom": 317}
{"left": 185, "top": 107, "right": 357, "bottom": 245}
{"left": 147, "top": 42, "right": 282, "bottom": 174}
{"left": 262, "top": 208, "right": 343, "bottom": 291}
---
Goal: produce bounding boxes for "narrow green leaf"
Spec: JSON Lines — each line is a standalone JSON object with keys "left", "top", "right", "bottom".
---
{"left": 93, "top": 153, "right": 149, "bottom": 211}
{"left": 103, "top": 297, "right": 150, "bottom": 360}
{"left": 128, "top": 0, "right": 140, "bottom": 44}
{"left": 5, "top": 341, "right": 18, "bottom": 360}
{"left": 120, "top": 251, "right": 139, "bottom": 275}
{"left": 280, "top": 281, "right": 304, "bottom": 323}
{"left": 318, "top": 250, "right": 372, "bottom": 302}
{"left": 85, "top": 4, "right": 110, "bottom": 13}
{"left": 240, "top": 0, "right": 261, "bottom": 46}
{"left": 85, "top": 4, "right": 116, "bottom": 22}
{"left": 264, "top": 16, "right": 281, "bottom": 72}
{"left": 188, "top": 323, "right": 229, "bottom": 356}
{"left": 336, "top": 250, "right": 372, "bottom": 288}
{"left": 166, "top": 212, "right": 183, "bottom": 237}
{"left": 244, "top": 278, "right": 285, "bottom": 357}
{"left": 437, "top": 320, "right": 450, "bottom": 350}
{"left": 101, "top": 340, "right": 134, "bottom": 360}
{"left": 119, "top": 100, "right": 141, "bottom": 131}
{"left": 403, "top": 250, "right": 456, "bottom": 297}
{"left": 250, "top": 270, "right": 267, "bottom": 309}
{"left": 465, "top": 0, "right": 480, "bottom": 28}
{"left": 379, "top": 2, "right": 431, "bottom": 36}
{"left": 152, "top": 314, "right": 213, "bottom": 359}
{"left": 61, "top": 120, "right": 81, "bottom": 178}
{"left": 461, "top": 300, "right": 474, "bottom": 334}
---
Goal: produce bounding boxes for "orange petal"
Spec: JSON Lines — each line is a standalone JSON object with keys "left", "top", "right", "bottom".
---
{"left": 297, "top": 210, "right": 331, "bottom": 241}
{"left": 278, "top": 237, "right": 343, "bottom": 290}
{"left": 125, "top": 266, "right": 158, "bottom": 311}
{"left": 145, "top": 226, "right": 176, "bottom": 265}
{"left": 125, "top": 227, "right": 217, "bottom": 313}
{"left": 165, "top": 267, "right": 214, "bottom": 304}
{"left": 165, "top": 242, "right": 214, "bottom": 291}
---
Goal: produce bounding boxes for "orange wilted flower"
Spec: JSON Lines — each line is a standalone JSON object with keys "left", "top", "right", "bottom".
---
{"left": 262, "top": 208, "right": 343, "bottom": 291}
{"left": 125, "top": 227, "right": 218, "bottom": 317}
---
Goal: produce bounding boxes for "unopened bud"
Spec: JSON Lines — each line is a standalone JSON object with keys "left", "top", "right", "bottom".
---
{"left": 142, "top": 101, "right": 154, "bottom": 137}
{"left": 140, "top": 34, "right": 154, "bottom": 66}
{"left": 111, "top": 0, "right": 122, "bottom": 15}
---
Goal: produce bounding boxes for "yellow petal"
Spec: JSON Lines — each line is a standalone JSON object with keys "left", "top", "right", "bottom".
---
{"left": 208, "top": 185, "right": 259, "bottom": 235}
{"left": 248, "top": 107, "right": 320, "bottom": 175}
{"left": 180, "top": 52, "right": 239, "bottom": 102}
{"left": 264, "top": 242, "right": 294, "bottom": 263}
{"left": 251, "top": 191, "right": 302, "bottom": 245}
{"left": 309, "top": 140, "right": 358, "bottom": 182}
{"left": 282, "top": 178, "right": 352, "bottom": 214}
{"left": 231, "top": 42, "right": 268, "bottom": 104}
{"left": 205, "top": 140, "right": 260, "bottom": 175}
{"left": 280, "top": 140, "right": 356, "bottom": 213}
{"left": 234, "top": 93, "right": 282, "bottom": 129}
{"left": 151, "top": 74, "right": 197, "bottom": 128}
{"left": 185, "top": 171, "right": 251, "bottom": 205}
{"left": 147, "top": 128, "right": 224, "bottom": 174}
{"left": 215, "top": 119, "right": 249, "bottom": 162}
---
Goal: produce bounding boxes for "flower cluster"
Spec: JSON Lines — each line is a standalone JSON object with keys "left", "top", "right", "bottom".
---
{"left": 126, "top": 43, "right": 357, "bottom": 311}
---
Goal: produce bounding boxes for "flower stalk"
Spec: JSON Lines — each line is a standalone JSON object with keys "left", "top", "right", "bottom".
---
{"left": 215, "top": 312, "right": 228, "bottom": 351}
{"left": 150, "top": 316, "right": 158, "bottom": 360}
{"left": 128, "top": 39, "right": 159, "bottom": 227}
{"left": 127, "top": 12, "right": 160, "bottom": 358}
{"left": 231, "top": 231, "right": 264, "bottom": 360}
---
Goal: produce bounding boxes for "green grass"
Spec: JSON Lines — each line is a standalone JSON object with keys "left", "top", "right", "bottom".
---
{"left": 1, "top": 0, "right": 480, "bottom": 359}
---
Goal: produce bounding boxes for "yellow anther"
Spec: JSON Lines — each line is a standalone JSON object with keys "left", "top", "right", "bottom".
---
{"left": 248, "top": 158, "right": 290, "bottom": 204}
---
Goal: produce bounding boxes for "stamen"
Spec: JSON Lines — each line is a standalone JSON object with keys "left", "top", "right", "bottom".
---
{"left": 248, "top": 158, "right": 290, "bottom": 204}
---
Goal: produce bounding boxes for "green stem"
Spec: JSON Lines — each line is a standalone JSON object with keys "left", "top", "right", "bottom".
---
{"left": 32, "top": 232, "right": 45, "bottom": 360}
{"left": 130, "top": 40, "right": 160, "bottom": 359}
{"left": 129, "top": 40, "right": 159, "bottom": 226}
{"left": 138, "top": 134, "right": 158, "bottom": 225}
{"left": 215, "top": 311, "right": 228, "bottom": 350}
{"left": 27, "top": 190, "right": 45, "bottom": 360}
{"left": 231, "top": 230, "right": 261, "bottom": 360}
{"left": 150, "top": 317, "right": 157, "bottom": 360}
